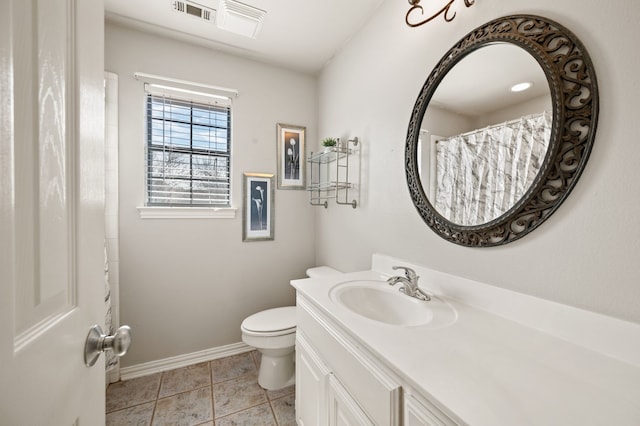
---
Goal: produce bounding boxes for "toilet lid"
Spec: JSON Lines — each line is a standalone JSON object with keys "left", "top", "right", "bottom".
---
{"left": 242, "top": 306, "right": 296, "bottom": 334}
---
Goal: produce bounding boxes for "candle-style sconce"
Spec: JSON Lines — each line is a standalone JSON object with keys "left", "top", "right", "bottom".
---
{"left": 406, "top": 0, "right": 475, "bottom": 27}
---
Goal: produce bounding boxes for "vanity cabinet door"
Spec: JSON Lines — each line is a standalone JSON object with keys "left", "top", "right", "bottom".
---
{"left": 328, "top": 374, "right": 374, "bottom": 426}
{"left": 296, "top": 332, "right": 330, "bottom": 426}
{"left": 404, "top": 393, "right": 458, "bottom": 426}
{"left": 297, "top": 297, "right": 402, "bottom": 425}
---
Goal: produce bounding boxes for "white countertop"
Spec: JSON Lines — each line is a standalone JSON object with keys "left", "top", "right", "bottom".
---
{"left": 292, "top": 268, "right": 640, "bottom": 425}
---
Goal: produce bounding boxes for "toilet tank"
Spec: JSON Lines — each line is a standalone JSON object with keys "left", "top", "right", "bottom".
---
{"left": 306, "top": 266, "right": 341, "bottom": 278}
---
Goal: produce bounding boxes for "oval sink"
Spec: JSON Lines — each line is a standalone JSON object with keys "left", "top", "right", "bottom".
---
{"left": 329, "top": 280, "right": 457, "bottom": 327}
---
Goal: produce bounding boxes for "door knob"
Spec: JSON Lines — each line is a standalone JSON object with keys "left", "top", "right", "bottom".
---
{"left": 84, "top": 324, "right": 132, "bottom": 367}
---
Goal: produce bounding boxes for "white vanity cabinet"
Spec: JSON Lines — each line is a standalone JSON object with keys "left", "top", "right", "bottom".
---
{"left": 296, "top": 331, "right": 374, "bottom": 426}
{"left": 403, "top": 392, "right": 458, "bottom": 426}
{"left": 292, "top": 257, "right": 640, "bottom": 425}
{"left": 296, "top": 297, "right": 402, "bottom": 425}
{"left": 296, "top": 296, "right": 458, "bottom": 426}
{"left": 294, "top": 275, "right": 452, "bottom": 426}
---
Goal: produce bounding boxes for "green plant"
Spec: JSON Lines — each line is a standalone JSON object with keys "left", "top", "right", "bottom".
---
{"left": 322, "top": 137, "right": 337, "bottom": 147}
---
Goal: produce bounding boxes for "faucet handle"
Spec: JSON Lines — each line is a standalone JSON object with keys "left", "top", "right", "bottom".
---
{"left": 392, "top": 266, "right": 418, "bottom": 281}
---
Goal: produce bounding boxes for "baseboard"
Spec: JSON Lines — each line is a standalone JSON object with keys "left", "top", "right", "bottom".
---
{"left": 120, "top": 342, "right": 253, "bottom": 381}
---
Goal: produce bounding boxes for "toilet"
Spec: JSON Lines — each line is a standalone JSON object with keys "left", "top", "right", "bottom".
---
{"left": 241, "top": 266, "right": 340, "bottom": 390}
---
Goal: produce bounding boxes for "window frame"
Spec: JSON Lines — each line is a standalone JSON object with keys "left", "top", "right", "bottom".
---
{"left": 138, "top": 81, "right": 237, "bottom": 218}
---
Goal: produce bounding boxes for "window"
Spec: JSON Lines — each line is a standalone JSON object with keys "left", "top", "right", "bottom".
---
{"left": 146, "top": 87, "right": 231, "bottom": 207}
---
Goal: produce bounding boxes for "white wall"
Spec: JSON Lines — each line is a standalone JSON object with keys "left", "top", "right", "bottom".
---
{"left": 477, "top": 94, "right": 552, "bottom": 129}
{"left": 316, "top": 0, "right": 640, "bottom": 324}
{"left": 422, "top": 105, "right": 474, "bottom": 139}
{"left": 105, "top": 23, "right": 317, "bottom": 367}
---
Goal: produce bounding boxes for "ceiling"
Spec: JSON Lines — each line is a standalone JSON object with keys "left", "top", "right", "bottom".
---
{"left": 104, "top": 0, "right": 386, "bottom": 74}
{"left": 431, "top": 43, "right": 550, "bottom": 117}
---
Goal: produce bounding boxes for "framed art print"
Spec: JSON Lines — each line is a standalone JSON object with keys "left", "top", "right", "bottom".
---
{"left": 243, "top": 172, "right": 275, "bottom": 241}
{"left": 276, "top": 123, "right": 306, "bottom": 189}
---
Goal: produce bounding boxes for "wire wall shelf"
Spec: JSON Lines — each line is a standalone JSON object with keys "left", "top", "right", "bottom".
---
{"left": 307, "top": 137, "right": 359, "bottom": 208}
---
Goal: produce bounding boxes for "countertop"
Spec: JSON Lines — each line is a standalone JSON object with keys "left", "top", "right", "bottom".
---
{"left": 292, "top": 269, "right": 640, "bottom": 425}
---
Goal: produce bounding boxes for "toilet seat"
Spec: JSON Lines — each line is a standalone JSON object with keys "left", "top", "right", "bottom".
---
{"left": 241, "top": 306, "right": 296, "bottom": 337}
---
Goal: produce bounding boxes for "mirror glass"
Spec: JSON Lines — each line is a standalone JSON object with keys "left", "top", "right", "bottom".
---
{"left": 417, "top": 43, "right": 552, "bottom": 226}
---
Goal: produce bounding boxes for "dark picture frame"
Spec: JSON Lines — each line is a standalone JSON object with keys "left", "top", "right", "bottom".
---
{"left": 242, "top": 172, "right": 275, "bottom": 241}
{"left": 276, "top": 123, "right": 306, "bottom": 189}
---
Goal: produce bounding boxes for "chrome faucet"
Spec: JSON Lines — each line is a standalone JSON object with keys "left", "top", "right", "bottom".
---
{"left": 387, "top": 266, "right": 430, "bottom": 301}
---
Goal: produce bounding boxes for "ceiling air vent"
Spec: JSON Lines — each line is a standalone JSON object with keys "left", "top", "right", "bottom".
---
{"left": 171, "top": 0, "right": 216, "bottom": 24}
{"left": 217, "top": 0, "right": 266, "bottom": 39}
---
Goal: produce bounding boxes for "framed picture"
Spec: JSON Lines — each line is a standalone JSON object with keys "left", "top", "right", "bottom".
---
{"left": 243, "top": 172, "right": 275, "bottom": 241}
{"left": 276, "top": 123, "right": 306, "bottom": 189}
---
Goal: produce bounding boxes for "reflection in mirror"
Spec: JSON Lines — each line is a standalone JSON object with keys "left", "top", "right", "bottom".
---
{"left": 417, "top": 43, "right": 552, "bottom": 226}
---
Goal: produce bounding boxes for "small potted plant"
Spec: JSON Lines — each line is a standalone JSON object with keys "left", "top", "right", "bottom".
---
{"left": 321, "top": 137, "right": 338, "bottom": 153}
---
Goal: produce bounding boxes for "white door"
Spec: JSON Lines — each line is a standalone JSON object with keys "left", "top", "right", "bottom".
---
{"left": 327, "top": 375, "right": 374, "bottom": 426}
{"left": 0, "top": 0, "right": 107, "bottom": 424}
{"left": 404, "top": 393, "right": 453, "bottom": 426}
{"left": 296, "top": 333, "right": 330, "bottom": 425}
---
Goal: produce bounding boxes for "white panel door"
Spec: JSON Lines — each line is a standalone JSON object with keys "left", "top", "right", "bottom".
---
{"left": 327, "top": 375, "right": 374, "bottom": 426}
{"left": 296, "top": 333, "right": 330, "bottom": 426}
{"left": 0, "top": 0, "right": 106, "bottom": 424}
{"left": 404, "top": 393, "right": 458, "bottom": 426}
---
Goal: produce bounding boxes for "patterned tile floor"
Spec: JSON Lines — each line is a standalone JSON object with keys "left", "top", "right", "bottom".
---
{"left": 106, "top": 351, "right": 295, "bottom": 426}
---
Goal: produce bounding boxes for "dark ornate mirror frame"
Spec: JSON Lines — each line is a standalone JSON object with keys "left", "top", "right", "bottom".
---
{"left": 405, "top": 14, "right": 598, "bottom": 247}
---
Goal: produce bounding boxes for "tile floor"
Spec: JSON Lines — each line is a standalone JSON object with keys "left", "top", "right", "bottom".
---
{"left": 106, "top": 351, "right": 295, "bottom": 426}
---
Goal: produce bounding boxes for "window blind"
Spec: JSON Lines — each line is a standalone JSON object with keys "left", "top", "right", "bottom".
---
{"left": 146, "top": 87, "right": 232, "bottom": 206}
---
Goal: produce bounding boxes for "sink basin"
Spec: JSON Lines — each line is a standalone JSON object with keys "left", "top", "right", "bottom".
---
{"left": 329, "top": 280, "right": 457, "bottom": 327}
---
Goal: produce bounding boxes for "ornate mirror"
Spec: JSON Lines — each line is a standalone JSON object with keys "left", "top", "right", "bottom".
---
{"left": 406, "top": 15, "right": 598, "bottom": 246}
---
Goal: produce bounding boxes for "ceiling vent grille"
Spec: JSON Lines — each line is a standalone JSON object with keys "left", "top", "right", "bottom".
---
{"left": 217, "top": 0, "right": 266, "bottom": 39}
{"left": 171, "top": 1, "right": 216, "bottom": 24}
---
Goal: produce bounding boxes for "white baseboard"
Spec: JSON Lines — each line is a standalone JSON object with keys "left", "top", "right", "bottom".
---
{"left": 120, "top": 342, "right": 253, "bottom": 381}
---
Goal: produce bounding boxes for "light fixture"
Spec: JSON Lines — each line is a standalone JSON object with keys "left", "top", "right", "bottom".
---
{"left": 510, "top": 82, "right": 533, "bottom": 92}
{"left": 406, "top": 0, "right": 475, "bottom": 28}
{"left": 217, "top": 0, "right": 267, "bottom": 39}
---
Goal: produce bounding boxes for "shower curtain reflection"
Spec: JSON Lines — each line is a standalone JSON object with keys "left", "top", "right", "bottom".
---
{"left": 433, "top": 112, "right": 551, "bottom": 226}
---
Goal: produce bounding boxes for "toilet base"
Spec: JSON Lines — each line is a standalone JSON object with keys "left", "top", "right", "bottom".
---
{"left": 257, "top": 347, "right": 295, "bottom": 390}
